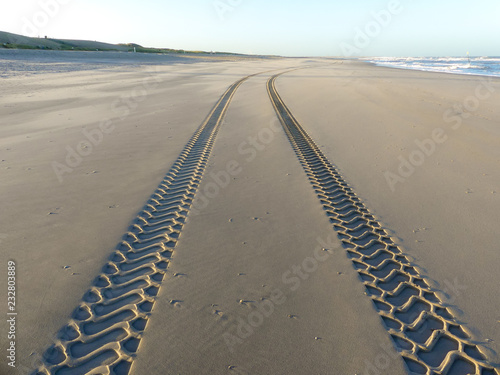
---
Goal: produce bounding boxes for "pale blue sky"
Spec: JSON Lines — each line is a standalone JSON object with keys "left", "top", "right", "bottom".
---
{"left": 3, "top": 0, "right": 499, "bottom": 56}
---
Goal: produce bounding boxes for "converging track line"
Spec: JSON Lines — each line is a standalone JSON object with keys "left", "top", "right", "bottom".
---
{"left": 267, "top": 72, "right": 499, "bottom": 375}
{"left": 33, "top": 73, "right": 256, "bottom": 375}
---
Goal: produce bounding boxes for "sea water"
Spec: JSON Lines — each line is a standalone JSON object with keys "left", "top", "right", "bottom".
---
{"left": 364, "top": 56, "right": 500, "bottom": 78}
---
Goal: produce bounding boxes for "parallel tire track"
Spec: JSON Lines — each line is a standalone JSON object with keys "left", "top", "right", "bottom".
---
{"left": 267, "top": 72, "right": 499, "bottom": 375}
{"left": 34, "top": 74, "right": 254, "bottom": 375}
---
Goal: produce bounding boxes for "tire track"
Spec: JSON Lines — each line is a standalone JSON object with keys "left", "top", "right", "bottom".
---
{"left": 33, "top": 73, "right": 256, "bottom": 375}
{"left": 267, "top": 72, "right": 499, "bottom": 375}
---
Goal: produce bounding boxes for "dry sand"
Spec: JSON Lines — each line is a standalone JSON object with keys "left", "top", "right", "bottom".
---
{"left": 0, "top": 52, "right": 499, "bottom": 374}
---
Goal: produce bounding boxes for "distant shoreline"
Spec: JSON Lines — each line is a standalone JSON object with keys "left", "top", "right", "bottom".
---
{"left": 0, "top": 48, "right": 275, "bottom": 79}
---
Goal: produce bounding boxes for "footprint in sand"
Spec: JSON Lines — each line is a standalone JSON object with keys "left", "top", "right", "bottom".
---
{"left": 238, "top": 299, "right": 255, "bottom": 307}
{"left": 169, "top": 300, "right": 183, "bottom": 308}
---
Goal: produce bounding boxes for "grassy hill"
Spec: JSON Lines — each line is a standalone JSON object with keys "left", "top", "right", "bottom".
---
{"left": 0, "top": 31, "right": 218, "bottom": 54}
{"left": 0, "top": 31, "right": 128, "bottom": 51}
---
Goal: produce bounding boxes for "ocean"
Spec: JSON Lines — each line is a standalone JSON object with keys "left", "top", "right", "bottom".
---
{"left": 364, "top": 56, "right": 500, "bottom": 78}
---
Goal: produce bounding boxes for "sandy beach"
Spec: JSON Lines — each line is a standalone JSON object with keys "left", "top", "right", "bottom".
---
{"left": 0, "top": 51, "right": 499, "bottom": 375}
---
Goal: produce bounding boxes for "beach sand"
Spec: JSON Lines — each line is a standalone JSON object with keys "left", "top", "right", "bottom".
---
{"left": 0, "top": 53, "right": 498, "bottom": 374}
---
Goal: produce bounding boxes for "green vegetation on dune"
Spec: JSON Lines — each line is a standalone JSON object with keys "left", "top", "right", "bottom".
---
{"left": 0, "top": 32, "right": 128, "bottom": 52}
{"left": 1, "top": 43, "right": 38, "bottom": 50}
{"left": 0, "top": 31, "right": 243, "bottom": 56}
{"left": 118, "top": 43, "right": 186, "bottom": 54}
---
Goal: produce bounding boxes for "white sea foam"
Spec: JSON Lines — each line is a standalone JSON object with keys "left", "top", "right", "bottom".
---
{"left": 362, "top": 56, "right": 500, "bottom": 77}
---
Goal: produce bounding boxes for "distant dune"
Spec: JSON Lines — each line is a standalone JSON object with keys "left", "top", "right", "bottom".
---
{"left": 0, "top": 31, "right": 129, "bottom": 51}
{"left": 0, "top": 30, "right": 216, "bottom": 54}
